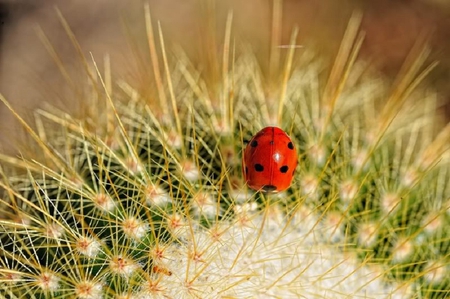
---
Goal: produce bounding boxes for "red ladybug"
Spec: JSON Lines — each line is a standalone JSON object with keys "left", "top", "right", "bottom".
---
{"left": 243, "top": 127, "right": 298, "bottom": 192}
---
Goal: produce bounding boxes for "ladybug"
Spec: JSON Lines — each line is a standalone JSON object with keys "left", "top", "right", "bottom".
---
{"left": 243, "top": 126, "right": 298, "bottom": 193}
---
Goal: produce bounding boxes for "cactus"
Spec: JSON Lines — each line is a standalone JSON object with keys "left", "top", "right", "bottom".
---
{"left": 0, "top": 5, "right": 449, "bottom": 299}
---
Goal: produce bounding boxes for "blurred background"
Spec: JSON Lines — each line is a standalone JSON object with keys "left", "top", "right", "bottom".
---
{"left": 1, "top": 0, "right": 450, "bottom": 154}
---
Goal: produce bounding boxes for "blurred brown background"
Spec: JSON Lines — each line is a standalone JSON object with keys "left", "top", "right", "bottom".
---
{"left": 1, "top": 0, "right": 450, "bottom": 154}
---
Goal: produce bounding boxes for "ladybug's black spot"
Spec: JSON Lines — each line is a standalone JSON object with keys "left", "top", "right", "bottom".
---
{"left": 262, "top": 185, "right": 277, "bottom": 192}
{"left": 288, "top": 142, "right": 294, "bottom": 150}
{"left": 254, "top": 164, "right": 264, "bottom": 172}
{"left": 251, "top": 140, "right": 258, "bottom": 147}
{"left": 280, "top": 165, "right": 289, "bottom": 173}
{"left": 269, "top": 140, "right": 274, "bottom": 145}
{"left": 245, "top": 166, "right": 248, "bottom": 175}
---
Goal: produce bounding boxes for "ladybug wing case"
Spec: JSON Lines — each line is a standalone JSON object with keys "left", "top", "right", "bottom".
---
{"left": 243, "top": 127, "right": 297, "bottom": 193}
{"left": 243, "top": 129, "right": 274, "bottom": 191}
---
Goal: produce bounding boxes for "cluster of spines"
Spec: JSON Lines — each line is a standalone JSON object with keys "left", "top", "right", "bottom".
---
{"left": 0, "top": 14, "right": 449, "bottom": 299}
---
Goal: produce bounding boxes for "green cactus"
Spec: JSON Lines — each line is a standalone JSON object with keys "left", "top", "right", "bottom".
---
{"left": 0, "top": 5, "right": 449, "bottom": 299}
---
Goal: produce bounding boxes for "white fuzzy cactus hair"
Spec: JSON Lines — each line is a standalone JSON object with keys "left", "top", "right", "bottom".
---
{"left": 0, "top": 1, "right": 449, "bottom": 298}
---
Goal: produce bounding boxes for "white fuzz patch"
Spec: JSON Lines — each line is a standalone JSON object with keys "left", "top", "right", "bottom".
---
{"left": 291, "top": 205, "right": 319, "bottom": 234}
{"left": 116, "top": 294, "right": 140, "bottom": 299}
{"left": 313, "top": 117, "right": 326, "bottom": 134}
{"left": 92, "top": 193, "right": 116, "bottom": 212}
{"left": 227, "top": 176, "right": 251, "bottom": 203}
{"left": 1, "top": 271, "right": 21, "bottom": 284}
{"left": 391, "top": 237, "right": 414, "bottom": 263}
{"left": 68, "top": 175, "right": 84, "bottom": 189}
{"left": 219, "top": 144, "right": 237, "bottom": 166}
{"left": 421, "top": 212, "right": 442, "bottom": 234}
{"left": 380, "top": 192, "right": 401, "bottom": 214}
{"left": 164, "top": 129, "right": 183, "bottom": 149}
{"left": 234, "top": 202, "right": 258, "bottom": 214}
{"left": 74, "top": 280, "right": 103, "bottom": 299}
{"left": 109, "top": 255, "right": 140, "bottom": 278}
{"left": 138, "top": 279, "right": 167, "bottom": 298}
{"left": 401, "top": 167, "right": 419, "bottom": 188}
{"left": 36, "top": 271, "right": 60, "bottom": 292}
{"left": 179, "top": 160, "right": 200, "bottom": 181}
{"left": 233, "top": 203, "right": 258, "bottom": 229}
{"left": 352, "top": 149, "right": 369, "bottom": 171}
{"left": 308, "top": 143, "right": 327, "bottom": 166}
{"left": 44, "top": 222, "right": 65, "bottom": 239}
{"left": 12, "top": 214, "right": 31, "bottom": 226}
{"left": 391, "top": 283, "right": 414, "bottom": 298}
{"left": 423, "top": 260, "right": 447, "bottom": 284}
{"left": 357, "top": 222, "right": 378, "bottom": 248}
{"left": 214, "top": 118, "right": 233, "bottom": 136}
{"left": 149, "top": 245, "right": 168, "bottom": 262}
{"left": 124, "top": 156, "right": 143, "bottom": 175}
{"left": 145, "top": 184, "right": 171, "bottom": 206}
{"left": 322, "top": 211, "right": 345, "bottom": 243}
{"left": 229, "top": 189, "right": 251, "bottom": 203}
{"left": 135, "top": 212, "right": 410, "bottom": 298}
{"left": 191, "top": 192, "right": 219, "bottom": 217}
{"left": 264, "top": 205, "right": 284, "bottom": 230}
{"left": 166, "top": 213, "right": 189, "bottom": 237}
{"left": 339, "top": 179, "right": 359, "bottom": 205}
{"left": 121, "top": 217, "right": 149, "bottom": 240}
{"left": 300, "top": 174, "right": 319, "bottom": 198}
{"left": 75, "top": 236, "right": 101, "bottom": 258}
